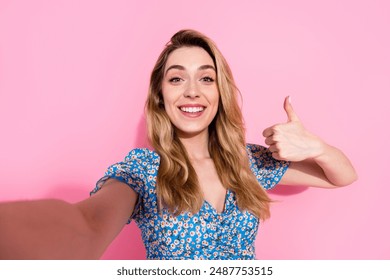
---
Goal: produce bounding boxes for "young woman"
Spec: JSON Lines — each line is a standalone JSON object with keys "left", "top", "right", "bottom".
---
{"left": 0, "top": 29, "right": 357, "bottom": 260}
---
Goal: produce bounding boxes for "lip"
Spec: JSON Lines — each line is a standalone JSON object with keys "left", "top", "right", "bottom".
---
{"left": 178, "top": 103, "right": 206, "bottom": 108}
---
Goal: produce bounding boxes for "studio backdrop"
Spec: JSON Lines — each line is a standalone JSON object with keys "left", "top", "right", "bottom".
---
{"left": 0, "top": 0, "right": 389, "bottom": 259}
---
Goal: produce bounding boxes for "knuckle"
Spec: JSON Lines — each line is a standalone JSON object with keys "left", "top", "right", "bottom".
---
{"left": 277, "top": 150, "right": 289, "bottom": 160}
{"left": 272, "top": 124, "right": 281, "bottom": 132}
{"left": 275, "top": 143, "right": 282, "bottom": 150}
{"left": 272, "top": 152, "right": 281, "bottom": 160}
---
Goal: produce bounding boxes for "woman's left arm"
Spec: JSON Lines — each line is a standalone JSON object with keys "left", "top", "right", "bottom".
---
{"left": 262, "top": 96, "right": 358, "bottom": 188}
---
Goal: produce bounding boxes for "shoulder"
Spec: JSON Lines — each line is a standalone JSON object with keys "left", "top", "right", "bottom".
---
{"left": 246, "top": 143, "right": 273, "bottom": 168}
{"left": 124, "top": 148, "right": 160, "bottom": 167}
{"left": 245, "top": 143, "right": 269, "bottom": 161}
{"left": 246, "top": 143, "right": 290, "bottom": 189}
{"left": 246, "top": 142, "right": 289, "bottom": 168}
{"left": 96, "top": 148, "right": 160, "bottom": 198}
{"left": 111, "top": 148, "right": 160, "bottom": 181}
{"left": 246, "top": 143, "right": 267, "bottom": 154}
{"left": 102, "top": 148, "right": 160, "bottom": 186}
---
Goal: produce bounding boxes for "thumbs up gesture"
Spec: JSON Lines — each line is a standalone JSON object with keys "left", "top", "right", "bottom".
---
{"left": 262, "top": 96, "right": 323, "bottom": 162}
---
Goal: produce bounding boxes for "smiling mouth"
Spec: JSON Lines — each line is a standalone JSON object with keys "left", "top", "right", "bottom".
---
{"left": 179, "top": 106, "right": 205, "bottom": 113}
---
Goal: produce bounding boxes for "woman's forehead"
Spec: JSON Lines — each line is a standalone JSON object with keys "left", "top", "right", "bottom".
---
{"left": 165, "top": 46, "right": 215, "bottom": 70}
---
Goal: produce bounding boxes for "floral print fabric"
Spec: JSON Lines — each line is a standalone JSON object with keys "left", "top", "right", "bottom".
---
{"left": 90, "top": 143, "right": 289, "bottom": 259}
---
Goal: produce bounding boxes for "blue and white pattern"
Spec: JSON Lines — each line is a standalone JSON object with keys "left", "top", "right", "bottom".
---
{"left": 90, "top": 143, "right": 289, "bottom": 259}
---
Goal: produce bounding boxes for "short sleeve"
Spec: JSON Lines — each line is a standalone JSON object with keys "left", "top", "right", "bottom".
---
{"left": 90, "top": 148, "right": 152, "bottom": 222}
{"left": 246, "top": 143, "right": 290, "bottom": 190}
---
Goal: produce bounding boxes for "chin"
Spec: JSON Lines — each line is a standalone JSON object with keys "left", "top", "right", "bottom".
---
{"left": 175, "top": 128, "right": 208, "bottom": 139}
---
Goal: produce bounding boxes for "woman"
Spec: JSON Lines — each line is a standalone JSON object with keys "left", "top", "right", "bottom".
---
{"left": 0, "top": 30, "right": 357, "bottom": 260}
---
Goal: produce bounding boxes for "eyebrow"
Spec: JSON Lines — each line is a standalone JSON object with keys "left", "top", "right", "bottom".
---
{"left": 165, "top": 64, "right": 216, "bottom": 75}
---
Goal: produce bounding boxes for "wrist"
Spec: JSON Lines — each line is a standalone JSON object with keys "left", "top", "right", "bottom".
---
{"left": 308, "top": 133, "right": 327, "bottom": 160}
{"left": 311, "top": 139, "right": 333, "bottom": 164}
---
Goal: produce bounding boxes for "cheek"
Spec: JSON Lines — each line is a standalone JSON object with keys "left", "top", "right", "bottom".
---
{"left": 161, "top": 94, "right": 176, "bottom": 117}
{"left": 209, "top": 95, "right": 220, "bottom": 118}
{"left": 161, "top": 84, "right": 179, "bottom": 103}
{"left": 211, "top": 90, "right": 220, "bottom": 107}
{"left": 160, "top": 88, "right": 170, "bottom": 106}
{"left": 212, "top": 93, "right": 220, "bottom": 117}
{"left": 162, "top": 94, "right": 174, "bottom": 109}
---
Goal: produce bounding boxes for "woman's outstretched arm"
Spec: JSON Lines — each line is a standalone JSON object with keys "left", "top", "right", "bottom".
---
{"left": 263, "top": 96, "right": 358, "bottom": 188}
{"left": 0, "top": 179, "right": 137, "bottom": 259}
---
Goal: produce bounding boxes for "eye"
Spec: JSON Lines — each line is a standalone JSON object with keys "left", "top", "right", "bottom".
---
{"left": 169, "top": 77, "right": 182, "bottom": 83}
{"left": 200, "top": 76, "right": 215, "bottom": 83}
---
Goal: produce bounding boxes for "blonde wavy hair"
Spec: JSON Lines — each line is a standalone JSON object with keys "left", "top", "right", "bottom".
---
{"left": 145, "top": 29, "right": 271, "bottom": 220}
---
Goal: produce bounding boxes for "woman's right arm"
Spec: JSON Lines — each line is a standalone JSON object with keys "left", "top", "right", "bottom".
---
{"left": 0, "top": 179, "right": 137, "bottom": 259}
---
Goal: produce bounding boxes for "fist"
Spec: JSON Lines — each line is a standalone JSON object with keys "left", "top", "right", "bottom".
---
{"left": 262, "top": 96, "right": 323, "bottom": 162}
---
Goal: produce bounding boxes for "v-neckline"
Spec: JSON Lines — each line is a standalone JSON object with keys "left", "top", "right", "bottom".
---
{"left": 203, "top": 189, "right": 230, "bottom": 215}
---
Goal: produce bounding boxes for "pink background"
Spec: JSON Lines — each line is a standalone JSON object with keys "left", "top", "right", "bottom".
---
{"left": 0, "top": 0, "right": 389, "bottom": 259}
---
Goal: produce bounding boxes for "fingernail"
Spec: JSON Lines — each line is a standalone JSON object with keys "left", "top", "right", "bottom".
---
{"left": 288, "top": 96, "right": 292, "bottom": 103}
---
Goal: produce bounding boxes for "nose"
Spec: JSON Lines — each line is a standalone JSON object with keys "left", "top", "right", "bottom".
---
{"left": 184, "top": 80, "right": 200, "bottom": 98}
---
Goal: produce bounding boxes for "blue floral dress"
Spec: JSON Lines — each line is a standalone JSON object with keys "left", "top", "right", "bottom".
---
{"left": 90, "top": 143, "right": 289, "bottom": 259}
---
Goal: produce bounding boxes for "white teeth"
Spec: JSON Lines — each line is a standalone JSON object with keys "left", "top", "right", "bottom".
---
{"left": 180, "top": 107, "right": 204, "bottom": 113}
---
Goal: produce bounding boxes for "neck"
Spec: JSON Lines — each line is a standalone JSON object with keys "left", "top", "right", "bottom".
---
{"left": 178, "top": 131, "right": 210, "bottom": 160}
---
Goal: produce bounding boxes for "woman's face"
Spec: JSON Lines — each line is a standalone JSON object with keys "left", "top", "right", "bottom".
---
{"left": 161, "top": 46, "right": 219, "bottom": 139}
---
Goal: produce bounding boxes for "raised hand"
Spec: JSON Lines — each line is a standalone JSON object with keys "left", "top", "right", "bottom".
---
{"left": 262, "top": 96, "right": 324, "bottom": 162}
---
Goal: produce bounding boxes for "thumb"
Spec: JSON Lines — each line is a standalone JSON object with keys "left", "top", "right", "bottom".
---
{"left": 284, "top": 96, "right": 300, "bottom": 122}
